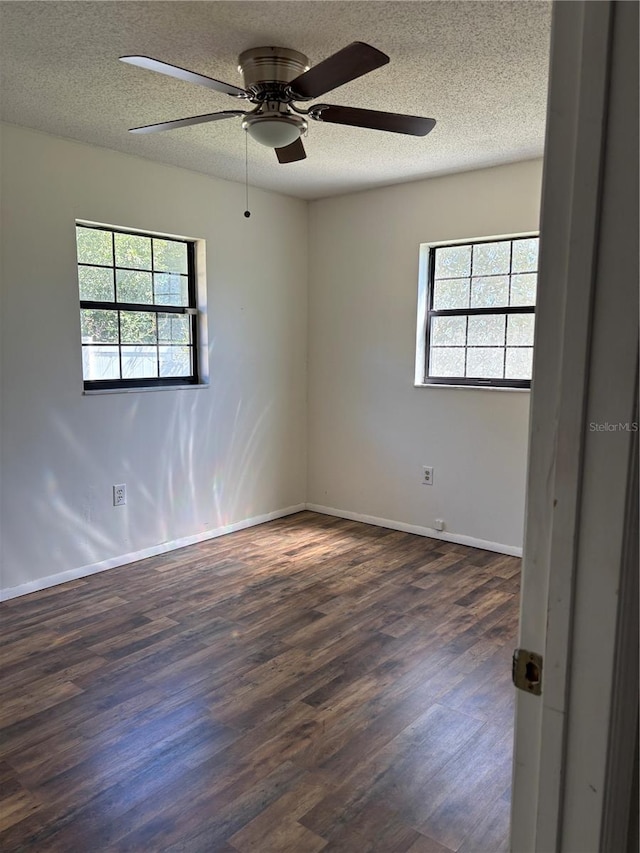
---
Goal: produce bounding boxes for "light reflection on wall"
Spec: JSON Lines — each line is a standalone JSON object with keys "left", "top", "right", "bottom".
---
{"left": 4, "top": 388, "right": 278, "bottom": 593}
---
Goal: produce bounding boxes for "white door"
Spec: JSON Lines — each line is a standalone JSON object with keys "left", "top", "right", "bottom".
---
{"left": 510, "top": 1, "right": 638, "bottom": 850}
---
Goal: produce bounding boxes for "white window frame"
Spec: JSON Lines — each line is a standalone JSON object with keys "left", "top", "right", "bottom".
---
{"left": 415, "top": 232, "right": 538, "bottom": 390}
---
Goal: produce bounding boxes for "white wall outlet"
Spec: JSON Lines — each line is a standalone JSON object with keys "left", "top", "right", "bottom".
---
{"left": 113, "top": 484, "right": 126, "bottom": 506}
{"left": 422, "top": 466, "right": 434, "bottom": 485}
{"left": 434, "top": 518, "right": 445, "bottom": 531}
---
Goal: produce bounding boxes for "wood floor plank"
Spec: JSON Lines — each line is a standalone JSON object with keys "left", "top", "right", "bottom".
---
{"left": 0, "top": 783, "right": 42, "bottom": 833}
{"left": 314, "top": 798, "right": 425, "bottom": 851}
{"left": 299, "top": 702, "right": 486, "bottom": 836}
{"left": 457, "top": 790, "right": 511, "bottom": 853}
{"left": 228, "top": 772, "right": 329, "bottom": 852}
{"left": 412, "top": 724, "right": 514, "bottom": 850}
{"left": 405, "top": 835, "right": 454, "bottom": 853}
{"left": 0, "top": 511, "right": 519, "bottom": 852}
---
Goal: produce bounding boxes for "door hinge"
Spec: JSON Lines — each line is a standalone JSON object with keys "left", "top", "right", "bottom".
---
{"left": 512, "top": 648, "right": 543, "bottom": 695}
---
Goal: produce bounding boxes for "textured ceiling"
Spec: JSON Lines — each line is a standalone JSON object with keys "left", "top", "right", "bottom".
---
{"left": 0, "top": 1, "right": 551, "bottom": 200}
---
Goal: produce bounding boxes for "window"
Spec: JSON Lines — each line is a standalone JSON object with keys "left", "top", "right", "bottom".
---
{"left": 76, "top": 224, "right": 200, "bottom": 390}
{"left": 419, "top": 235, "right": 538, "bottom": 388}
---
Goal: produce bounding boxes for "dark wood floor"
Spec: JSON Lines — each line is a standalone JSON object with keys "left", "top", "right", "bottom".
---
{"left": 0, "top": 511, "right": 520, "bottom": 852}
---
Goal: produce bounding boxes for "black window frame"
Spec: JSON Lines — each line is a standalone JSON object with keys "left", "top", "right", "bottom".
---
{"left": 77, "top": 224, "right": 200, "bottom": 391}
{"left": 423, "top": 234, "right": 538, "bottom": 389}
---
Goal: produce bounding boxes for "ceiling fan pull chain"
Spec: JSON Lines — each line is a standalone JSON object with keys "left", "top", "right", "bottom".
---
{"left": 244, "top": 131, "right": 251, "bottom": 218}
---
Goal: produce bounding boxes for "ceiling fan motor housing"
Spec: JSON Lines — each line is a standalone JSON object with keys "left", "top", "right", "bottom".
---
{"left": 238, "top": 47, "right": 310, "bottom": 92}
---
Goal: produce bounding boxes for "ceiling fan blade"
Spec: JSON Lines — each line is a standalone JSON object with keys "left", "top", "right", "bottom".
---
{"left": 275, "top": 137, "right": 307, "bottom": 164}
{"left": 310, "top": 104, "right": 436, "bottom": 136}
{"left": 129, "top": 110, "right": 246, "bottom": 134}
{"left": 288, "top": 42, "right": 389, "bottom": 100}
{"left": 120, "top": 55, "right": 247, "bottom": 98}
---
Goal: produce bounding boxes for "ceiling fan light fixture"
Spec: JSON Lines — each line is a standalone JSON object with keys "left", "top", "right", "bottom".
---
{"left": 242, "top": 114, "right": 306, "bottom": 149}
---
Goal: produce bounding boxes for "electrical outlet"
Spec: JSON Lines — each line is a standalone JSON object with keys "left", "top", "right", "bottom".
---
{"left": 113, "top": 484, "right": 126, "bottom": 506}
{"left": 422, "top": 466, "right": 433, "bottom": 485}
{"left": 434, "top": 518, "right": 445, "bottom": 531}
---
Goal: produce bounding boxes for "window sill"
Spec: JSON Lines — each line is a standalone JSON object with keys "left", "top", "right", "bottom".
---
{"left": 83, "top": 383, "right": 209, "bottom": 396}
{"left": 414, "top": 382, "right": 530, "bottom": 392}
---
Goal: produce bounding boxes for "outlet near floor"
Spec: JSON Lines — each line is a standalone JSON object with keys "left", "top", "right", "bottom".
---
{"left": 113, "top": 484, "right": 127, "bottom": 506}
{"left": 422, "top": 466, "right": 433, "bottom": 485}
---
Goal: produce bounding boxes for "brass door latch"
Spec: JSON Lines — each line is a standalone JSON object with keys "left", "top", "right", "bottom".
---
{"left": 512, "top": 648, "right": 543, "bottom": 695}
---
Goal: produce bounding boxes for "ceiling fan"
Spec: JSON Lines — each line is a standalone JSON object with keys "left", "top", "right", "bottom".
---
{"left": 120, "top": 42, "right": 436, "bottom": 163}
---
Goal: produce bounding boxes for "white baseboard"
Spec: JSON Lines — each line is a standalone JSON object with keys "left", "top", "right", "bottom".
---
{"left": 305, "top": 503, "right": 523, "bottom": 557}
{"left": 1, "top": 501, "right": 521, "bottom": 602}
{"left": 0, "top": 504, "right": 306, "bottom": 602}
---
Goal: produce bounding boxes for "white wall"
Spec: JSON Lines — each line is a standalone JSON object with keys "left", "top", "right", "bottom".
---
{"left": 0, "top": 125, "right": 542, "bottom": 597}
{"left": 307, "top": 160, "right": 543, "bottom": 552}
{"left": 0, "top": 124, "right": 308, "bottom": 595}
